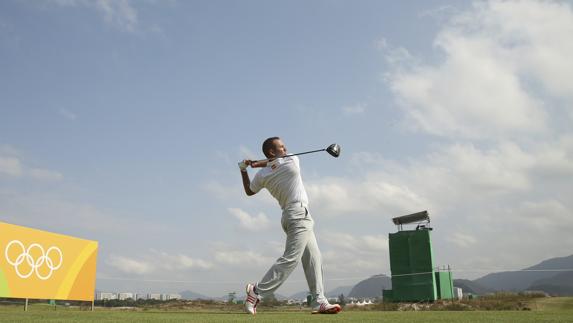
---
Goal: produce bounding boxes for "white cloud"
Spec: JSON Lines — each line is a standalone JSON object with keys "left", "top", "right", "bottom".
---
{"left": 383, "top": 0, "right": 573, "bottom": 139}
{"left": 341, "top": 104, "right": 366, "bottom": 115}
{"left": 506, "top": 199, "right": 573, "bottom": 231}
{"left": 461, "top": 0, "right": 573, "bottom": 101}
{"left": 107, "top": 250, "right": 213, "bottom": 275}
{"left": 334, "top": 141, "right": 556, "bottom": 216}
{"left": 107, "top": 255, "right": 154, "bottom": 275}
{"left": 322, "top": 250, "right": 388, "bottom": 275}
{"left": 458, "top": 198, "right": 573, "bottom": 270}
{"left": 48, "top": 0, "right": 138, "bottom": 32}
{"left": 151, "top": 250, "right": 214, "bottom": 271}
{"left": 426, "top": 142, "right": 534, "bottom": 193}
{"left": 213, "top": 248, "right": 273, "bottom": 268}
{"left": 239, "top": 145, "right": 258, "bottom": 160}
{"left": 58, "top": 108, "right": 77, "bottom": 120}
{"left": 418, "top": 5, "right": 460, "bottom": 21}
{"left": 307, "top": 138, "right": 572, "bottom": 273}
{"left": 96, "top": 0, "right": 137, "bottom": 32}
{"left": 0, "top": 152, "right": 62, "bottom": 181}
{"left": 174, "top": 255, "right": 213, "bottom": 270}
{"left": 365, "top": 0, "right": 573, "bottom": 274}
{"left": 370, "top": 0, "right": 573, "bottom": 220}
{"left": 0, "top": 192, "right": 171, "bottom": 238}
{"left": 204, "top": 178, "right": 276, "bottom": 208}
{"left": 0, "top": 156, "right": 22, "bottom": 176}
{"left": 28, "top": 168, "right": 64, "bottom": 181}
{"left": 388, "top": 43, "right": 546, "bottom": 139}
{"left": 446, "top": 232, "right": 477, "bottom": 248}
{"left": 0, "top": 145, "right": 20, "bottom": 156}
{"left": 322, "top": 232, "right": 388, "bottom": 253}
{"left": 317, "top": 232, "right": 390, "bottom": 275}
{"left": 306, "top": 175, "right": 433, "bottom": 217}
{"left": 530, "top": 134, "right": 573, "bottom": 177}
{"left": 228, "top": 208, "right": 270, "bottom": 232}
{"left": 362, "top": 235, "right": 390, "bottom": 252}
{"left": 205, "top": 180, "right": 240, "bottom": 200}
{"left": 378, "top": 38, "right": 417, "bottom": 67}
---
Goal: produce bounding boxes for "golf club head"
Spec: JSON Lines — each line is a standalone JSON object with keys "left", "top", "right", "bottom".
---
{"left": 326, "top": 143, "right": 341, "bottom": 158}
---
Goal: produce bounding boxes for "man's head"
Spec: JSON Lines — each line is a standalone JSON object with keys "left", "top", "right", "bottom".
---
{"left": 262, "top": 137, "right": 287, "bottom": 159}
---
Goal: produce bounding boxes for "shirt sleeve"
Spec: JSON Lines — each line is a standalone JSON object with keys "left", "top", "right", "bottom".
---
{"left": 250, "top": 171, "right": 264, "bottom": 193}
{"left": 292, "top": 155, "right": 300, "bottom": 169}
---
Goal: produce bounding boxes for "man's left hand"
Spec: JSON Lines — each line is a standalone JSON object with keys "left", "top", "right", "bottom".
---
{"left": 238, "top": 160, "right": 251, "bottom": 171}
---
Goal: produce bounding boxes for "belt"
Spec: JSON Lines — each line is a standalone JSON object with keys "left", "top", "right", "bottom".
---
{"left": 283, "top": 201, "right": 308, "bottom": 210}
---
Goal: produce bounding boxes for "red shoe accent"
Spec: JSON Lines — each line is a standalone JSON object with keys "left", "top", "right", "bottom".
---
{"left": 312, "top": 303, "right": 342, "bottom": 314}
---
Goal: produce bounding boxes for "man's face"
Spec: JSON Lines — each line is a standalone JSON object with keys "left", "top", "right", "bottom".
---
{"left": 270, "top": 139, "right": 287, "bottom": 158}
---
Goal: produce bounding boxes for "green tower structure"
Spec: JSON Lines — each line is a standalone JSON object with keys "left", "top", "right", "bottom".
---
{"left": 383, "top": 211, "right": 454, "bottom": 302}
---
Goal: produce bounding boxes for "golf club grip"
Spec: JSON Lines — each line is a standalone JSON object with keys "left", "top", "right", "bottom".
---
{"left": 252, "top": 149, "right": 326, "bottom": 164}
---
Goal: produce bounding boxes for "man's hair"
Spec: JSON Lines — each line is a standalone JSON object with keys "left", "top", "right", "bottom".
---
{"left": 262, "top": 137, "right": 280, "bottom": 158}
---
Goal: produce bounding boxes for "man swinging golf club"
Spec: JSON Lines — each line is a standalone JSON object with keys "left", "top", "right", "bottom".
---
{"left": 238, "top": 137, "right": 342, "bottom": 315}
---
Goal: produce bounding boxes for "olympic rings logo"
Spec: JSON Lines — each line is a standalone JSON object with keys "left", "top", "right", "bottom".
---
{"left": 4, "top": 240, "right": 63, "bottom": 280}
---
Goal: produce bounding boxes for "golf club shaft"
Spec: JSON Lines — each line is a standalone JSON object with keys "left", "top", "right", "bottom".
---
{"left": 252, "top": 149, "right": 326, "bottom": 164}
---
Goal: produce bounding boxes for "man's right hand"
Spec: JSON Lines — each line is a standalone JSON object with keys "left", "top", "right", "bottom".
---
{"left": 250, "top": 160, "right": 267, "bottom": 168}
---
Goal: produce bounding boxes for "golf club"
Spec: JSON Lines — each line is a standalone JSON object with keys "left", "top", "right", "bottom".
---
{"left": 252, "top": 143, "right": 341, "bottom": 164}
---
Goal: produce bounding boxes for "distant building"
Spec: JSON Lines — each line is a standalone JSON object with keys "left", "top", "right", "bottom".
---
{"left": 348, "top": 299, "right": 375, "bottom": 306}
{"left": 165, "top": 294, "right": 181, "bottom": 300}
{"left": 453, "top": 287, "right": 463, "bottom": 300}
{"left": 287, "top": 299, "right": 304, "bottom": 305}
{"left": 118, "top": 292, "right": 136, "bottom": 300}
{"left": 97, "top": 292, "right": 182, "bottom": 301}
{"left": 463, "top": 293, "right": 479, "bottom": 299}
{"left": 96, "top": 292, "right": 117, "bottom": 300}
{"left": 147, "top": 293, "right": 162, "bottom": 300}
{"left": 159, "top": 294, "right": 181, "bottom": 301}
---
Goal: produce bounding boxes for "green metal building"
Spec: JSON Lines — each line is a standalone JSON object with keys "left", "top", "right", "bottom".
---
{"left": 383, "top": 211, "right": 454, "bottom": 302}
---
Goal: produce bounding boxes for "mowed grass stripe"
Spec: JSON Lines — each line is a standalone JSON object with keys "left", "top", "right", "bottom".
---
{"left": 0, "top": 308, "right": 572, "bottom": 323}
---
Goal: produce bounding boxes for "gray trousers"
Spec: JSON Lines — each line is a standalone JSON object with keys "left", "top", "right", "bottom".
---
{"left": 256, "top": 203, "right": 326, "bottom": 304}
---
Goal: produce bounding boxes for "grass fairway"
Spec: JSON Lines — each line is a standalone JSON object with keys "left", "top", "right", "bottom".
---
{"left": 0, "top": 311, "right": 572, "bottom": 323}
{"left": 1, "top": 298, "right": 572, "bottom": 322}
{"left": 529, "top": 297, "right": 573, "bottom": 311}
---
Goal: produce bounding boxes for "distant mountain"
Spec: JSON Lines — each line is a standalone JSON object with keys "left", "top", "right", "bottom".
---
{"left": 326, "top": 285, "right": 354, "bottom": 298}
{"left": 211, "top": 295, "right": 228, "bottom": 301}
{"left": 453, "top": 279, "right": 493, "bottom": 295}
{"left": 474, "top": 254, "right": 573, "bottom": 292}
{"left": 211, "top": 292, "right": 290, "bottom": 302}
{"left": 288, "top": 285, "right": 354, "bottom": 300}
{"left": 528, "top": 271, "right": 573, "bottom": 296}
{"left": 182, "top": 255, "right": 572, "bottom": 302}
{"left": 274, "top": 293, "right": 288, "bottom": 301}
{"left": 179, "top": 290, "right": 210, "bottom": 300}
{"left": 348, "top": 274, "right": 391, "bottom": 298}
{"left": 289, "top": 290, "right": 310, "bottom": 300}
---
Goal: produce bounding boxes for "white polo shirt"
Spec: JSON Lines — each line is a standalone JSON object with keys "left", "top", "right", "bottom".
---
{"left": 250, "top": 156, "right": 309, "bottom": 210}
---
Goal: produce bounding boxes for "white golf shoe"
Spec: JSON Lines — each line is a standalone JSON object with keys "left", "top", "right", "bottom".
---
{"left": 244, "top": 283, "right": 260, "bottom": 315}
{"left": 311, "top": 301, "right": 342, "bottom": 314}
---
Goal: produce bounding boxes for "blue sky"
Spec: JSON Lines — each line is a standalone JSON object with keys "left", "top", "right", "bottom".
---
{"left": 1, "top": 0, "right": 573, "bottom": 297}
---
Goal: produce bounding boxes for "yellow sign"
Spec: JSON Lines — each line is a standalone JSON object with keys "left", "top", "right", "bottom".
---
{"left": 0, "top": 222, "right": 98, "bottom": 301}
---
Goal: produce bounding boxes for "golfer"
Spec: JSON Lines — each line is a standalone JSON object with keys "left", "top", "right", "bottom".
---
{"left": 238, "top": 137, "right": 341, "bottom": 315}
